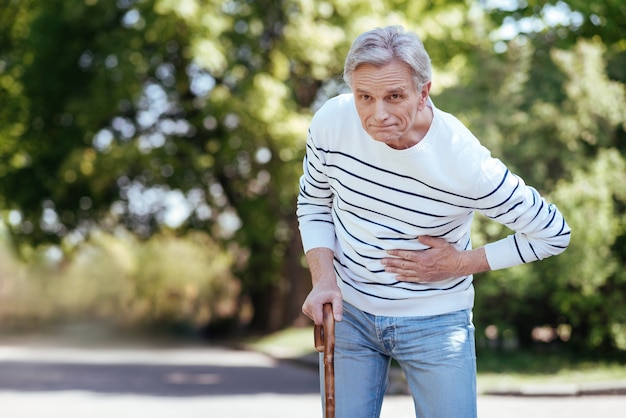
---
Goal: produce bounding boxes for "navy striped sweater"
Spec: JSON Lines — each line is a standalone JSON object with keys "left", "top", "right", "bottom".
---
{"left": 297, "top": 94, "right": 571, "bottom": 316}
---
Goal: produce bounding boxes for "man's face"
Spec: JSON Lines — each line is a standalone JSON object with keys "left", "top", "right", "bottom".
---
{"left": 351, "top": 60, "right": 430, "bottom": 149}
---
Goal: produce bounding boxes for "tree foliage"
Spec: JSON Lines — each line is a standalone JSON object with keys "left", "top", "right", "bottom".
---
{"left": 467, "top": 0, "right": 626, "bottom": 350}
{"left": 0, "top": 0, "right": 625, "bottom": 347}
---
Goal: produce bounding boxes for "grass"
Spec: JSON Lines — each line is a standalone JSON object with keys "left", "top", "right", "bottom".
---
{"left": 476, "top": 348, "right": 626, "bottom": 394}
{"left": 244, "top": 326, "right": 318, "bottom": 359}
{"left": 245, "top": 326, "right": 626, "bottom": 395}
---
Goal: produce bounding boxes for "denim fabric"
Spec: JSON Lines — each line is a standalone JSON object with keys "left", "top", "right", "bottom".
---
{"left": 320, "top": 301, "right": 476, "bottom": 418}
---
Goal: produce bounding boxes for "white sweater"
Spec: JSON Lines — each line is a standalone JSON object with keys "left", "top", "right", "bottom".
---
{"left": 297, "top": 94, "right": 571, "bottom": 317}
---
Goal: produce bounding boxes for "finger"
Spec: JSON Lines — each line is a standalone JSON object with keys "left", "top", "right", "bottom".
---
{"left": 396, "top": 273, "right": 422, "bottom": 283}
{"left": 382, "top": 255, "right": 410, "bottom": 268}
{"left": 301, "top": 303, "right": 313, "bottom": 321}
{"left": 331, "top": 298, "right": 343, "bottom": 322}
{"left": 386, "top": 249, "right": 410, "bottom": 259}
{"left": 302, "top": 302, "right": 323, "bottom": 325}
{"left": 390, "top": 258, "right": 416, "bottom": 271}
{"left": 417, "top": 235, "right": 443, "bottom": 247}
{"left": 385, "top": 264, "right": 419, "bottom": 278}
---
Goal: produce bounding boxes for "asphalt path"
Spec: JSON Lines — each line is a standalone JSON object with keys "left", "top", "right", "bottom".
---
{"left": 0, "top": 340, "right": 625, "bottom": 418}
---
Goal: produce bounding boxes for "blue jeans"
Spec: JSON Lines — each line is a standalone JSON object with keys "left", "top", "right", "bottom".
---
{"left": 320, "top": 301, "right": 476, "bottom": 418}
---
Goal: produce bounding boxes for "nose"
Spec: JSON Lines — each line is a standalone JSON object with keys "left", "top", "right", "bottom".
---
{"left": 374, "top": 101, "right": 389, "bottom": 122}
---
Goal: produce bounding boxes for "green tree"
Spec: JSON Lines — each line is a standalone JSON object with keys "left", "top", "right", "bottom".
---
{"left": 1, "top": 0, "right": 625, "bottom": 346}
{"left": 0, "top": 0, "right": 482, "bottom": 332}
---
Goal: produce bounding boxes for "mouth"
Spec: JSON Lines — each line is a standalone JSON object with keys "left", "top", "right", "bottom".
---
{"left": 371, "top": 124, "right": 394, "bottom": 130}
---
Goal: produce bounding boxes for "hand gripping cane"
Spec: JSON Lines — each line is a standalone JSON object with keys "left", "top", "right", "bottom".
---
{"left": 314, "top": 303, "right": 335, "bottom": 418}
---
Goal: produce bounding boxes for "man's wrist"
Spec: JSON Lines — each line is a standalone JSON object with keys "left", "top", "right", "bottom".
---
{"left": 461, "top": 247, "right": 490, "bottom": 276}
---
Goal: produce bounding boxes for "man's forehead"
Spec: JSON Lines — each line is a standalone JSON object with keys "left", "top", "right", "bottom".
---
{"left": 352, "top": 61, "right": 415, "bottom": 91}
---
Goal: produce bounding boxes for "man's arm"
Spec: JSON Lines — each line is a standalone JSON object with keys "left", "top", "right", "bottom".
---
{"left": 301, "top": 247, "right": 344, "bottom": 324}
{"left": 382, "top": 188, "right": 570, "bottom": 283}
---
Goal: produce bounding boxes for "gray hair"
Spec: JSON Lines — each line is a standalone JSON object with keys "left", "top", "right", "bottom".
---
{"left": 343, "top": 26, "right": 432, "bottom": 92}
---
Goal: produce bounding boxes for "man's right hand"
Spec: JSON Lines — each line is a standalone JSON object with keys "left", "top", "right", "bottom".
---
{"left": 302, "top": 282, "right": 343, "bottom": 325}
{"left": 302, "top": 247, "right": 343, "bottom": 324}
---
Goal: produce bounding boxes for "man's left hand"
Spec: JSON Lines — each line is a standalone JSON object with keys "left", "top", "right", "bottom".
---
{"left": 382, "top": 236, "right": 464, "bottom": 282}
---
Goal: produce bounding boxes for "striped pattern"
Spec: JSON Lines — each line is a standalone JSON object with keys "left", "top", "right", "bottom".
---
{"left": 297, "top": 94, "right": 570, "bottom": 316}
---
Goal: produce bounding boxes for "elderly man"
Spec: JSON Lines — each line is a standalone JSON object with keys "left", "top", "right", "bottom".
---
{"left": 297, "top": 25, "right": 570, "bottom": 418}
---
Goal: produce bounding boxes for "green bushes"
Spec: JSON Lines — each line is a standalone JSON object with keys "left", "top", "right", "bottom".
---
{"left": 473, "top": 149, "right": 626, "bottom": 351}
{"left": 0, "top": 229, "right": 239, "bottom": 335}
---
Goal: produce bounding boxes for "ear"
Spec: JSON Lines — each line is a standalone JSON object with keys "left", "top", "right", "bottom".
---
{"left": 421, "top": 81, "right": 432, "bottom": 102}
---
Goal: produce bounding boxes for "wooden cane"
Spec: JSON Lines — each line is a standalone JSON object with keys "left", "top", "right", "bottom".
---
{"left": 314, "top": 303, "right": 335, "bottom": 418}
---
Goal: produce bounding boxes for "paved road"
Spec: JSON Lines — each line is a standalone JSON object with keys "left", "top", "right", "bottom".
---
{"left": 0, "top": 340, "right": 625, "bottom": 418}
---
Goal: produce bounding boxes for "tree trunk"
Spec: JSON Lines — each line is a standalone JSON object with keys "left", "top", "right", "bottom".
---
{"left": 245, "top": 214, "right": 311, "bottom": 332}
{"left": 279, "top": 214, "right": 312, "bottom": 328}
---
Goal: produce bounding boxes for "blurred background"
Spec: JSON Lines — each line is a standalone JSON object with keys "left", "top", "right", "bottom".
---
{"left": 0, "top": 0, "right": 625, "bottom": 381}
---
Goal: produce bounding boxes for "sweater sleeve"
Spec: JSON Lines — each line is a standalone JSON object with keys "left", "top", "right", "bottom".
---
{"left": 296, "top": 127, "right": 336, "bottom": 253}
{"left": 479, "top": 160, "right": 571, "bottom": 270}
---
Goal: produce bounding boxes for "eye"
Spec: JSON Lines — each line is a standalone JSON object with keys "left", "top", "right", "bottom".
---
{"left": 388, "top": 94, "right": 403, "bottom": 101}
